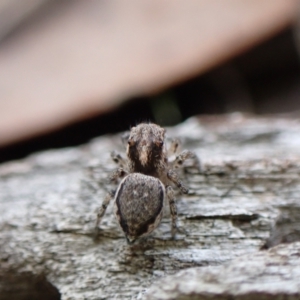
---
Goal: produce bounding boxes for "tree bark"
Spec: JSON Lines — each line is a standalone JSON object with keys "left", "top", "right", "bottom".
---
{"left": 1, "top": 114, "right": 300, "bottom": 299}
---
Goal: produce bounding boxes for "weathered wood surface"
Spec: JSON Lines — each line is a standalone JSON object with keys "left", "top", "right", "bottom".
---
{"left": 146, "top": 241, "right": 300, "bottom": 299}
{"left": 1, "top": 114, "right": 300, "bottom": 299}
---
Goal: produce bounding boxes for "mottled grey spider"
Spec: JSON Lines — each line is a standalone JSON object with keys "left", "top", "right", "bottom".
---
{"left": 95, "top": 123, "right": 200, "bottom": 244}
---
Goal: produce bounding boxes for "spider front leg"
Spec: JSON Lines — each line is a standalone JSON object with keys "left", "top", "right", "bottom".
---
{"left": 166, "top": 185, "right": 177, "bottom": 239}
{"left": 173, "top": 150, "right": 201, "bottom": 172}
{"left": 167, "top": 169, "right": 189, "bottom": 194}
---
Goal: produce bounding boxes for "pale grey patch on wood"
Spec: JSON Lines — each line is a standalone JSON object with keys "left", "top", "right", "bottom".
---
{"left": 145, "top": 242, "right": 300, "bottom": 300}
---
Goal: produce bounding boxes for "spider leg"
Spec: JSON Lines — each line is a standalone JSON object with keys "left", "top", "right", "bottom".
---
{"left": 94, "top": 164, "right": 127, "bottom": 238}
{"left": 95, "top": 190, "right": 115, "bottom": 236}
{"left": 173, "top": 150, "right": 201, "bottom": 172}
{"left": 167, "top": 169, "right": 189, "bottom": 194}
{"left": 166, "top": 185, "right": 177, "bottom": 239}
{"left": 111, "top": 150, "right": 127, "bottom": 168}
{"left": 109, "top": 167, "right": 128, "bottom": 183}
{"left": 167, "top": 138, "right": 180, "bottom": 156}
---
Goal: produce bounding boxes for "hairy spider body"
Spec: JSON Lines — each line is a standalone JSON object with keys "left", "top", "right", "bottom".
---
{"left": 114, "top": 173, "right": 165, "bottom": 244}
{"left": 95, "top": 123, "right": 200, "bottom": 243}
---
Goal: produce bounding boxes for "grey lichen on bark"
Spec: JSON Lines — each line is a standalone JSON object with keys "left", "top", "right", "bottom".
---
{"left": 1, "top": 114, "right": 300, "bottom": 299}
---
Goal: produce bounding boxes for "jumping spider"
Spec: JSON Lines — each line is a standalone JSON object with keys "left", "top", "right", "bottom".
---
{"left": 95, "top": 123, "right": 200, "bottom": 244}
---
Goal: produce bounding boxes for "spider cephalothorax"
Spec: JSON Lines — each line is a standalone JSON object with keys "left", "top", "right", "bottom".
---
{"left": 126, "top": 123, "right": 167, "bottom": 177}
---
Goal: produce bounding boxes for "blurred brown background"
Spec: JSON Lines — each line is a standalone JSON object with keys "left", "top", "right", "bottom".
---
{"left": 0, "top": 0, "right": 299, "bottom": 162}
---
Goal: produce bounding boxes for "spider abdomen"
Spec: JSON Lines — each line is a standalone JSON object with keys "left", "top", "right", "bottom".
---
{"left": 114, "top": 173, "right": 165, "bottom": 243}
